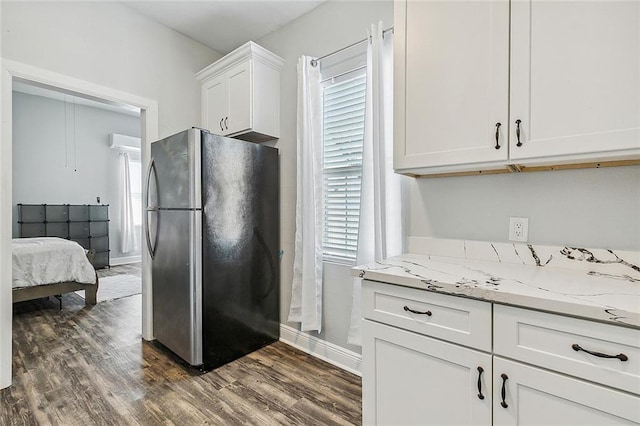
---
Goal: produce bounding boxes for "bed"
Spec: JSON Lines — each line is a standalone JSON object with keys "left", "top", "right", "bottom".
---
{"left": 12, "top": 237, "right": 99, "bottom": 306}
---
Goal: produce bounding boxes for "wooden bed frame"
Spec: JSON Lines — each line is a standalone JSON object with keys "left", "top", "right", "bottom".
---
{"left": 12, "top": 248, "right": 100, "bottom": 307}
{"left": 13, "top": 276, "right": 100, "bottom": 306}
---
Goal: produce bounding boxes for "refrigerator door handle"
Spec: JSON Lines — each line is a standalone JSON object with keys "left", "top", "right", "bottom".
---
{"left": 145, "top": 158, "right": 157, "bottom": 259}
{"left": 254, "top": 227, "right": 276, "bottom": 298}
{"left": 145, "top": 210, "right": 157, "bottom": 259}
{"left": 145, "top": 157, "right": 156, "bottom": 209}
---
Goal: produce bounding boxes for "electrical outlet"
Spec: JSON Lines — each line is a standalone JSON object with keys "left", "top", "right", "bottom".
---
{"left": 509, "top": 217, "right": 529, "bottom": 242}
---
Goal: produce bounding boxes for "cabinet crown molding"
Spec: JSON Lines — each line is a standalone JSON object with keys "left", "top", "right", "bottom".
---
{"left": 195, "top": 41, "right": 284, "bottom": 82}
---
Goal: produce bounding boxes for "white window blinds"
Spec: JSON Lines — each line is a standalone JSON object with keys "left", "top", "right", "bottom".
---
{"left": 322, "top": 73, "right": 366, "bottom": 263}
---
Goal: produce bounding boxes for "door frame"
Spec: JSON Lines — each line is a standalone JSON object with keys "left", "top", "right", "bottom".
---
{"left": 0, "top": 59, "right": 158, "bottom": 389}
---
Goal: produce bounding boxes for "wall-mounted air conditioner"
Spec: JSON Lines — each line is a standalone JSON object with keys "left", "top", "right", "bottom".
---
{"left": 110, "top": 133, "right": 141, "bottom": 152}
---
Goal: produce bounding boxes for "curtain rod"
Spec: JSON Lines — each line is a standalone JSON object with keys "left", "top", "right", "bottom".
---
{"left": 310, "top": 26, "right": 393, "bottom": 67}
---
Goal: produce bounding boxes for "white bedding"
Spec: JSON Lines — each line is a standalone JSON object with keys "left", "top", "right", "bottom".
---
{"left": 12, "top": 237, "right": 96, "bottom": 289}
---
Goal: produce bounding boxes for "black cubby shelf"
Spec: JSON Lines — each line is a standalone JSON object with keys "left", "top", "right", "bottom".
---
{"left": 17, "top": 203, "right": 110, "bottom": 269}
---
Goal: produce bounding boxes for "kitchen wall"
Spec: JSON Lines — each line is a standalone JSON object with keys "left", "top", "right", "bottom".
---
{"left": 257, "top": 0, "right": 640, "bottom": 361}
{"left": 12, "top": 91, "right": 142, "bottom": 262}
{"left": 1, "top": 0, "right": 220, "bottom": 390}
{"left": 1, "top": 1, "right": 221, "bottom": 139}
{"left": 408, "top": 166, "right": 640, "bottom": 250}
{"left": 257, "top": 0, "right": 394, "bottom": 355}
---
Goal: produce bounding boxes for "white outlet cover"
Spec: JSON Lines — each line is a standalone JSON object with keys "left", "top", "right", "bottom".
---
{"left": 509, "top": 217, "right": 529, "bottom": 242}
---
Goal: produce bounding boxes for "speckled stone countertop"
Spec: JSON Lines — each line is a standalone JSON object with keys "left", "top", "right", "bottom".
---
{"left": 352, "top": 238, "right": 640, "bottom": 329}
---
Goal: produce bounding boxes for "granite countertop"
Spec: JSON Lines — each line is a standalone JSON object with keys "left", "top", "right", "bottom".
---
{"left": 352, "top": 239, "right": 640, "bottom": 329}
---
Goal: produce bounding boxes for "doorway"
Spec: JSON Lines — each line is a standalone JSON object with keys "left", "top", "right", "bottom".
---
{"left": 0, "top": 60, "right": 159, "bottom": 389}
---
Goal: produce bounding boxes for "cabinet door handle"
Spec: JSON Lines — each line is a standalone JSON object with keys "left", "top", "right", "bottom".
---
{"left": 224, "top": 117, "right": 229, "bottom": 130}
{"left": 219, "top": 118, "right": 224, "bottom": 132}
{"left": 515, "top": 119, "right": 523, "bottom": 147}
{"left": 403, "top": 305, "right": 432, "bottom": 316}
{"left": 500, "top": 373, "right": 509, "bottom": 408}
{"left": 476, "top": 366, "right": 485, "bottom": 400}
{"left": 572, "top": 344, "right": 628, "bottom": 362}
{"left": 494, "top": 122, "right": 502, "bottom": 149}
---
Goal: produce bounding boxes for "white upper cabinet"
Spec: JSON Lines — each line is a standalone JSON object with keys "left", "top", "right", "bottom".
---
{"left": 394, "top": 0, "right": 510, "bottom": 172}
{"left": 196, "top": 42, "right": 284, "bottom": 143}
{"left": 510, "top": 0, "right": 640, "bottom": 162}
{"left": 394, "top": 0, "right": 640, "bottom": 176}
{"left": 202, "top": 74, "right": 228, "bottom": 135}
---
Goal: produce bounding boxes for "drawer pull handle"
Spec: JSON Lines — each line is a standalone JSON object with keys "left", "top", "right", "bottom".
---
{"left": 494, "top": 122, "right": 501, "bottom": 150}
{"left": 403, "top": 306, "right": 432, "bottom": 316}
{"left": 515, "top": 119, "right": 523, "bottom": 147}
{"left": 476, "top": 366, "right": 485, "bottom": 400}
{"left": 500, "top": 373, "right": 508, "bottom": 408}
{"left": 571, "top": 344, "right": 628, "bottom": 362}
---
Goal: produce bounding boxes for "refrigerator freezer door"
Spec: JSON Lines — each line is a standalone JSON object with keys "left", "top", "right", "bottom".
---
{"left": 152, "top": 209, "right": 203, "bottom": 366}
{"left": 148, "top": 129, "right": 202, "bottom": 209}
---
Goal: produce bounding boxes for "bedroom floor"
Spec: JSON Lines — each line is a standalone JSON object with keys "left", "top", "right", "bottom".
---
{"left": 1, "top": 265, "right": 362, "bottom": 425}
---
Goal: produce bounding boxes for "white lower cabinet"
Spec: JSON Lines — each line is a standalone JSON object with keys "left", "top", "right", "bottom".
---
{"left": 493, "top": 357, "right": 640, "bottom": 425}
{"left": 361, "top": 280, "right": 640, "bottom": 425}
{"left": 362, "top": 319, "right": 492, "bottom": 426}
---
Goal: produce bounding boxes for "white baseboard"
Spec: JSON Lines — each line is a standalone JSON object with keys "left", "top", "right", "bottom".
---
{"left": 279, "top": 324, "right": 362, "bottom": 376}
{"left": 110, "top": 255, "right": 142, "bottom": 266}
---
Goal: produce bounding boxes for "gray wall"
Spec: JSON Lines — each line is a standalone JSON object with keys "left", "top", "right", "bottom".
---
{"left": 257, "top": 0, "right": 394, "bottom": 354}
{"left": 2, "top": 1, "right": 221, "bottom": 139}
{"left": 408, "top": 166, "right": 640, "bottom": 250}
{"left": 258, "top": 0, "right": 640, "bottom": 358}
{"left": 1, "top": 0, "right": 220, "bottom": 390}
{"left": 12, "top": 91, "right": 142, "bottom": 262}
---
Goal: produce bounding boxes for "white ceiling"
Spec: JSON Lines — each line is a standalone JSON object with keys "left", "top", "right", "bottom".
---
{"left": 122, "top": 0, "right": 326, "bottom": 54}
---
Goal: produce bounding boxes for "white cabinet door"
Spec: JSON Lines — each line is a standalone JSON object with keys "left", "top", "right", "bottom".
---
{"left": 362, "top": 319, "right": 492, "bottom": 426}
{"left": 493, "top": 357, "right": 640, "bottom": 425}
{"left": 510, "top": 0, "right": 640, "bottom": 161}
{"left": 196, "top": 42, "right": 283, "bottom": 142}
{"left": 203, "top": 76, "right": 227, "bottom": 135}
{"left": 226, "top": 60, "right": 252, "bottom": 135}
{"left": 394, "top": 0, "right": 510, "bottom": 171}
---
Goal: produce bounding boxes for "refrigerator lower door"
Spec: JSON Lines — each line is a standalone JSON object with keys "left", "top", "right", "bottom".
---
{"left": 152, "top": 209, "right": 203, "bottom": 366}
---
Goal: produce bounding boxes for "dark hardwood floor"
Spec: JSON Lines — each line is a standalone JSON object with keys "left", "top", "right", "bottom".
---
{"left": 96, "top": 263, "right": 142, "bottom": 279}
{"left": 2, "top": 265, "right": 362, "bottom": 425}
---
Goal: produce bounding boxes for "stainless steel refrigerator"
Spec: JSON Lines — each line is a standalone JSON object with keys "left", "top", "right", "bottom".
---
{"left": 145, "top": 128, "right": 279, "bottom": 369}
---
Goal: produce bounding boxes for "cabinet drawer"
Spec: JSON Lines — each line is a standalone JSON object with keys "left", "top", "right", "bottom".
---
{"left": 19, "top": 204, "right": 45, "bottom": 222}
{"left": 494, "top": 304, "right": 640, "bottom": 395}
{"left": 20, "top": 223, "right": 45, "bottom": 237}
{"left": 91, "top": 236, "right": 109, "bottom": 251}
{"left": 70, "top": 238, "right": 90, "bottom": 250}
{"left": 68, "top": 205, "right": 89, "bottom": 221}
{"left": 90, "top": 221, "right": 108, "bottom": 237}
{"left": 362, "top": 280, "right": 492, "bottom": 351}
{"left": 69, "top": 222, "right": 90, "bottom": 238}
{"left": 45, "top": 222, "right": 68, "bottom": 238}
{"left": 89, "top": 205, "right": 109, "bottom": 221}
{"left": 92, "top": 251, "right": 109, "bottom": 269}
{"left": 45, "top": 205, "right": 68, "bottom": 222}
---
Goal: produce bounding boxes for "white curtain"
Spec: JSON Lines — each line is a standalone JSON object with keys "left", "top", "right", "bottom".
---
{"left": 120, "top": 152, "right": 138, "bottom": 253}
{"left": 288, "top": 56, "right": 324, "bottom": 332}
{"left": 348, "top": 22, "right": 404, "bottom": 345}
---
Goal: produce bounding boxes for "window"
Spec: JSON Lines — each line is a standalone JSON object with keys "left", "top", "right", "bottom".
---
{"left": 128, "top": 159, "right": 143, "bottom": 227}
{"left": 321, "top": 72, "right": 366, "bottom": 263}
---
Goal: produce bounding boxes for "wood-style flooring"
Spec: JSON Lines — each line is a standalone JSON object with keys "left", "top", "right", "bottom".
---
{"left": 2, "top": 265, "right": 362, "bottom": 425}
